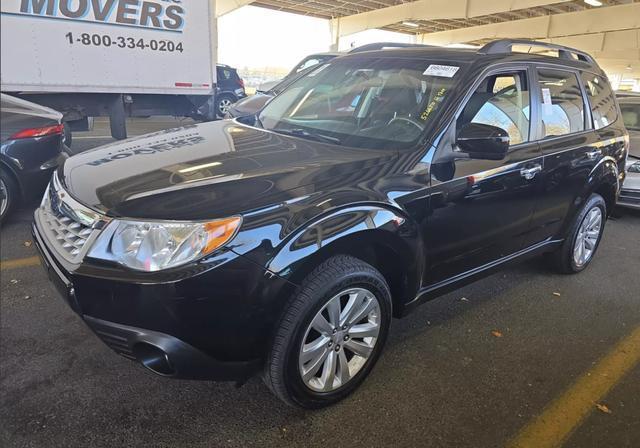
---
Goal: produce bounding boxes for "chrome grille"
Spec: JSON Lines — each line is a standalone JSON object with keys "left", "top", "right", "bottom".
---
{"left": 35, "top": 174, "right": 106, "bottom": 264}
{"left": 41, "top": 195, "right": 93, "bottom": 259}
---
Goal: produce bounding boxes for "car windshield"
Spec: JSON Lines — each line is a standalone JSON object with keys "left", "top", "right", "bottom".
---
{"left": 257, "top": 57, "right": 462, "bottom": 150}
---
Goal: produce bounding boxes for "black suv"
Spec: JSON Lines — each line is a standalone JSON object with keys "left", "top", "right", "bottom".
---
{"left": 34, "top": 40, "right": 628, "bottom": 408}
{"left": 214, "top": 64, "right": 247, "bottom": 117}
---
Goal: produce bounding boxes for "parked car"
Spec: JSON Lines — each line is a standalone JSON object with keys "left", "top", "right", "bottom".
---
{"left": 617, "top": 93, "right": 640, "bottom": 209}
{"left": 257, "top": 52, "right": 342, "bottom": 93}
{"left": 214, "top": 64, "right": 247, "bottom": 117}
{"left": 226, "top": 63, "right": 329, "bottom": 119}
{"left": 257, "top": 43, "right": 430, "bottom": 93}
{"left": 1, "top": 94, "right": 67, "bottom": 223}
{"left": 34, "top": 40, "right": 628, "bottom": 408}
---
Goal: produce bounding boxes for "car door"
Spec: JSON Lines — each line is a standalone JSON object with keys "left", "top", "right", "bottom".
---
{"left": 526, "top": 67, "right": 606, "bottom": 243}
{"left": 425, "top": 66, "right": 544, "bottom": 286}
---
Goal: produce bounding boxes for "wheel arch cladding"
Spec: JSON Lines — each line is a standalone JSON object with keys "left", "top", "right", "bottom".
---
{"left": 267, "top": 205, "right": 423, "bottom": 318}
{"left": 588, "top": 157, "right": 619, "bottom": 214}
{"left": 0, "top": 160, "right": 22, "bottom": 199}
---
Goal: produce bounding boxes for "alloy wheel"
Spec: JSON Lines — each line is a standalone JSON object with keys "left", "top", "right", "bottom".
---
{"left": 218, "top": 98, "right": 232, "bottom": 114}
{"left": 298, "top": 288, "right": 381, "bottom": 392}
{"left": 573, "top": 207, "right": 602, "bottom": 267}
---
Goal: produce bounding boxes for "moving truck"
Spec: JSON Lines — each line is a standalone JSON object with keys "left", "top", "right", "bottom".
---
{"left": 1, "top": 0, "right": 217, "bottom": 140}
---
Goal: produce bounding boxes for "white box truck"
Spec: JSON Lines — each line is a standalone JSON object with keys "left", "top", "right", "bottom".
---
{"left": 1, "top": 0, "right": 217, "bottom": 139}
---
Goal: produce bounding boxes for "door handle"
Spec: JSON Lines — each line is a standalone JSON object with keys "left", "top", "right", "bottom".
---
{"left": 520, "top": 164, "right": 542, "bottom": 180}
{"left": 586, "top": 149, "right": 601, "bottom": 160}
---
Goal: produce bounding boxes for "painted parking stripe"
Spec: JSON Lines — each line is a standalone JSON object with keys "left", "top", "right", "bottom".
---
{"left": 509, "top": 326, "right": 640, "bottom": 448}
{"left": 0, "top": 256, "right": 41, "bottom": 270}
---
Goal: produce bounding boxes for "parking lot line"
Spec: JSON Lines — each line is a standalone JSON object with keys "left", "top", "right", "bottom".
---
{"left": 0, "top": 256, "right": 41, "bottom": 271}
{"left": 509, "top": 326, "right": 640, "bottom": 448}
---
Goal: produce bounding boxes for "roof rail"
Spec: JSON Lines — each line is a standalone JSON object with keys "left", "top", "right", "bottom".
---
{"left": 478, "top": 39, "right": 596, "bottom": 65}
{"left": 348, "top": 42, "right": 433, "bottom": 53}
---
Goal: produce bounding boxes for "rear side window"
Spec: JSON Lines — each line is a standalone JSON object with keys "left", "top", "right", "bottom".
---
{"left": 217, "top": 67, "right": 237, "bottom": 81}
{"left": 581, "top": 73, "right": 617, "bottom": 129}
{"left": 621, "top": 103, "right": 640, "bottom": 131}
{"left": 537, "top": 69, "right": 586, "bottom": 138}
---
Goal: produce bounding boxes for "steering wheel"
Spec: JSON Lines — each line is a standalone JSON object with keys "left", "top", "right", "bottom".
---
{"left": 387, "top": 116, "right": 424, "bottom": 131}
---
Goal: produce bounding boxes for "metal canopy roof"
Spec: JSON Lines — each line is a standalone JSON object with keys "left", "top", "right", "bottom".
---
{"left": 252, "top": 0, "right": 628, "bottom": 33}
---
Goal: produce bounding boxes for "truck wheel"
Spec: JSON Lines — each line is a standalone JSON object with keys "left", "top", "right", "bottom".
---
{"left": 215, "top": 94, "right": 235, "bottom": 118}
{"left": 0, "top": 169, "right": 18, "bottom": 224}
{"left": 62, "top": 122, "right": 72, "bottom": 148}
{"left": 109, "top": 95, "right": 128, "bottom": 140}
{"left": 264, "top": 255, "right": 392, "bottom": 408}
{"left": 547, "top": 193, "right": 606, "bottom": 274}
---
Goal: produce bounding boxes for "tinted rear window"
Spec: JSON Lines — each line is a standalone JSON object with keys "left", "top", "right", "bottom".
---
{"left": 581, "top": 73, "right": 618, "bottom": 129}
{"left": 621, "top": 103, "right": 640, "bottom": 131}
{"left": 217, "top": 67, "right": 239, "bottom": 81}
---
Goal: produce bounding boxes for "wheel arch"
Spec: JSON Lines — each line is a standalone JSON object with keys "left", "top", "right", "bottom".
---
{"left": 267, "top": 205, "right": 423, "bottom": 318}
{"left": 0, "top": 158, "right": 23, "bottom": 200}
{"left": 588, "top": 156, "right": 620, "bottom": 215}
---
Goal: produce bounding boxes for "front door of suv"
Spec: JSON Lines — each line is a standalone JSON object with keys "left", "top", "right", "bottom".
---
{"left": 425, "top": 67, "right": 544, "bottom": 286}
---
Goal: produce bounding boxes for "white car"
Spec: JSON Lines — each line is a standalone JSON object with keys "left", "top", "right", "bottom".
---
{"left": 618, "top": 94, "right": 640, "bottom": 209}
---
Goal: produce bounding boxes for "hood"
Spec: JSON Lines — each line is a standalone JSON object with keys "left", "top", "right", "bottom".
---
{"left": 61, "top": 120, "right": 396, "bottom": 220}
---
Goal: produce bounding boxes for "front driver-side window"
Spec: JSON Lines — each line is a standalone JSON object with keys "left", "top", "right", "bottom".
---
{"left": 458, "top": 71, "right": 531, "bottom": 145}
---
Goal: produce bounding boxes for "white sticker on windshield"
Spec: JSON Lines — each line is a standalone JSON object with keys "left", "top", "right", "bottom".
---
{"left": 423, "top": 64, "right": 460, "bottom": 78}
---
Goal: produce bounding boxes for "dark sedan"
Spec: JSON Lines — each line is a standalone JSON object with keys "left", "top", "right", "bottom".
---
{"left": 1, "top": 94, "right": 67, "bottom": 222}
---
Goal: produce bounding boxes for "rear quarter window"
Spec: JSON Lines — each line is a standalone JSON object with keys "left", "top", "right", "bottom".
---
{"left": 621, "top": 103, "right": 640, "bottom": 131}
{"left": 580, "top": 73, "right": 618, "bottom": 129}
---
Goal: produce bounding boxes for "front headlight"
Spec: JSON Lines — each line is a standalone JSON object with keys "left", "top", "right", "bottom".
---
{"left": 626, "top": 159, "right": 640, "bottom": 174}
{"left": 90, "top": 217, "right": 241, "bottom": 272}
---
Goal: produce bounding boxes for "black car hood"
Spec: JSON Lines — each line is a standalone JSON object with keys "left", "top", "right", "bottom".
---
{"left": 61, "top": 120, "right": 396, "bottom": 220}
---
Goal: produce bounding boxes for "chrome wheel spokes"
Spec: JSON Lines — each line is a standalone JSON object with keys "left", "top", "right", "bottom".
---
{"left": 218, "top": 99, "right": 232, "bottom": 114}
{"left": 573, "top": 207, "right": 602, "bottom": 267}
{"left": 299, "top": 288, "right": 381, "bottom": 392}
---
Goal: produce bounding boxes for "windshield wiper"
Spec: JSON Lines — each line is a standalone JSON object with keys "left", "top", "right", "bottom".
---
{"left": 272, "top": 128, "right": 342, "bottom": 145}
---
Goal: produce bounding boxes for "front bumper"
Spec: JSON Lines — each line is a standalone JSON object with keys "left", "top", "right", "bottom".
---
{"left": 618, "top": 171, "right": 640, "bottom": 210}
{"left": 83, "top": 316, "right": 260, "bottom": 380}
{"left": 32, "top": 220, "right": 284, "bottom": 382}
{"left": 618, "top": 188, "right": 640, "bottom": 209}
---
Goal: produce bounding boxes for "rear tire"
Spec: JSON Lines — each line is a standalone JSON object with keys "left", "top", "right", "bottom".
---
{"left": 0, "top": 169, "right": 18, "bottom": 224}
{"left": 215, "top": 94, "right": 236, "bottom": 118}
{"left": 264, "top": 255, "right": 392, "bottom": 408}
{"left": 547, "top": 193, "right": 606, "bottom": 274}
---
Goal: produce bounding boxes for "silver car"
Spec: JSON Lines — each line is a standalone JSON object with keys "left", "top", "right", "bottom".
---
{"left": 618, "top": 94, "right": 640, "bottom": 209}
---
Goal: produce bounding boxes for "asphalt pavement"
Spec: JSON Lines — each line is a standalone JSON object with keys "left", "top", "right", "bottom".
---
{"left": 1, "top": 118, "right": 639, "bottom": 447}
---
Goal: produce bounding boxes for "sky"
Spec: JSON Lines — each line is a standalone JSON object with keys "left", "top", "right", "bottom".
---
{"left": 217, "top": 6, "right": 414, "bottom": 73}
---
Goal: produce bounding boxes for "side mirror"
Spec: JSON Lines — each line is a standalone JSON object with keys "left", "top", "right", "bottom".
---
{"left": 456, "top": 123, "right": 510, "bottom": 160}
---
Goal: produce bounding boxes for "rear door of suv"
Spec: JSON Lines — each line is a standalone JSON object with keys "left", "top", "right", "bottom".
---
{"left": 528, "top": 67, "right": 619, "bottom": 243}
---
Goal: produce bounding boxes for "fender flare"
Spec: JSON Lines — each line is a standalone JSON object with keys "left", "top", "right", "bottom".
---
{"left": 266, "top": 204, "right": 423, "bottom": 313}
{"left": 586, "top": 156, "right": 620, "bottom": 212}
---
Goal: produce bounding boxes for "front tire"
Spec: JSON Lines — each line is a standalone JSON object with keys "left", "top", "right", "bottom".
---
{"left": 264, "top": 255, "right": 392, "bottom": 408}
{"left": 548, "top": 193, "right": 606, "bottom": 274}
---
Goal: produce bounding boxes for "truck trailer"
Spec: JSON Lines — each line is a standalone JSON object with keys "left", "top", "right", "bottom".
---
{"left": 1, "top": 0, "right": 217, "bottom": 140}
